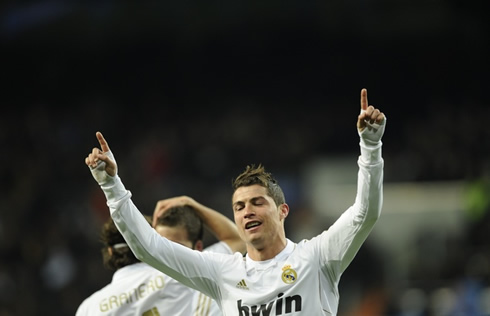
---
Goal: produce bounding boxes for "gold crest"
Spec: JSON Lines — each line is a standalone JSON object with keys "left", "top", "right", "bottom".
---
{"left": 281, "top": 265, "right": 297, "bottom": 284}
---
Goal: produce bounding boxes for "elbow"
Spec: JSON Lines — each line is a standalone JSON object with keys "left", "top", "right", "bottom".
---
{"left": 134, "top": 252, "right": 145, "bottom": 261}
{"left": 364, "top": 215, "right": 379, "bottom": 228}
{"left": 367, "top": 204, "right": 382, "bottom": 222}
{"left": 356, "top": 204, "right": 381, "bottom": 226}
{"left": 131, "top": 245, "right": 150, "bottom": 262}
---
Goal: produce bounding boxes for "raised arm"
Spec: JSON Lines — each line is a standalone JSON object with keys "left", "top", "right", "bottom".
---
{"left": 321, "top": 88, "right": 387, "bottom": 274}
{"left": 84, "top": 132, "right": 224, "bottom": 296}
{"left": 153, "top": 196, "right": 246, "bottom": 255}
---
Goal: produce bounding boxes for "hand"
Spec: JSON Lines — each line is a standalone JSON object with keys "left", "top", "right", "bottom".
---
{"left": 85, "top": 131, "right": 117, "bottom": 184}
{"left": 152, "top": 196, "right": 195, "bottom": 227}
{"left": 357, "top": 88, "right": 386, "bottom": 143}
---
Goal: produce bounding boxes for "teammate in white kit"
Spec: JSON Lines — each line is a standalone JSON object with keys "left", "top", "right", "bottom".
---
{"left": 75, "top": 215, "right": 193, "bottom": 316}
{"left": 76, "top": 198, "right": 245, "bottom": 316}
{"left": 85, "top": 88, "right": 386, "bottom": 315}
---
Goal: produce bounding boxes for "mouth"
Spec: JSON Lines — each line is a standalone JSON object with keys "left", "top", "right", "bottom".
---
{"left": 245, "top": 221, "right": 262, "bottom": 231}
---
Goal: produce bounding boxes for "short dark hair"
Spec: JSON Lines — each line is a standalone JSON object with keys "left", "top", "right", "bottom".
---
{"left": 100, "top": 215, "right": 152, "bottom": 271}
{"left": 155, "top": 205, "right": 204, "bottom": 247}
{"left": 232, "top": 164, "right": 285, "bottom": 206}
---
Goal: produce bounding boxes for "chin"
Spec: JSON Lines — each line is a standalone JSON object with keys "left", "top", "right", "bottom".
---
{"left": 248, "top": 237, "right": 265, "bottom": 249}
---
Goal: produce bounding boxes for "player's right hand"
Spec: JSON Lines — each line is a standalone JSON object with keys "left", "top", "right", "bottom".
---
{"left": 85, "top": 131, "right": 117, "bottom": 184}
{"left": 152, "top": 196, "right": 196, "bottom": 227}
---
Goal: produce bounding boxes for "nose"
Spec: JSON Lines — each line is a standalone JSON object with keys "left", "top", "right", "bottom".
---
{"left": 243, "top": 204, "right": 255, "bottom": 218}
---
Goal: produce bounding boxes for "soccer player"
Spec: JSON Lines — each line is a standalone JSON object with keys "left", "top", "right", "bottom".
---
{"left": 75, "top": 215, "right": 194, "bottom": 315}
{"left": 76, "top": 199, "right": 244, "bottom": 316}
{"left": 85, "top": 88, "right": 386, "bottom": 315}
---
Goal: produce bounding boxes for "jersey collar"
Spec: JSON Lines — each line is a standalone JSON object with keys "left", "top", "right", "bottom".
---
{"left": 245, "top": 239, "right": 295, "bottom": 273}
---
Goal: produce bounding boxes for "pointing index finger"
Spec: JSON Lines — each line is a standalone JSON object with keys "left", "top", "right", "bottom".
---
{"left": 96, "top": 131, "right": 111, "bottom": 153}
{"left": 360, "top": 88, "right": 368, "bottom": 111}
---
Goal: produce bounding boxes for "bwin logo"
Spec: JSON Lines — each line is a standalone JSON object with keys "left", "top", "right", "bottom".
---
{"left": 237, "top": 293, "right": 302, "bottom": 315}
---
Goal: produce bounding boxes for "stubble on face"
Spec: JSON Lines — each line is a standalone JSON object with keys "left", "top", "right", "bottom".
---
{"left": 233, "top": 185, "right": 280, "bottom": 248}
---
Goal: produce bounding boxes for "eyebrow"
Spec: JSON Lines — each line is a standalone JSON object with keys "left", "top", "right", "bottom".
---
{"left": 233, "top": 196, "right": 266, "bottom": 207}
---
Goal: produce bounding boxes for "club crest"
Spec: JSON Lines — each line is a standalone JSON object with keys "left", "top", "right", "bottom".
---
{"left": 281, "top": 265, "right": 297, "bottom": 284}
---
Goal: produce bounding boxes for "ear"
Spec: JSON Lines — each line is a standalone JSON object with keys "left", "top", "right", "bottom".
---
{"left": 107, "top": 247, "right": 113, "bottom": 256}
{"left": 194, "top": 240, "right": 204, "bottom": 252}
{"left": 279, "top": 203, "right": 289, "bottom": 220}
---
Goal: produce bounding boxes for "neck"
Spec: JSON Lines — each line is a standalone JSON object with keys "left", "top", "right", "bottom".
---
{"left": 247, "top": 236, "right": 287, "bottom": 261}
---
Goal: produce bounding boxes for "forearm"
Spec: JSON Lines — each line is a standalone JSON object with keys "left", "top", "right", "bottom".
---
{"left": 102, "top": 176, "right": 175, "bottom": 269}
{"left": 356, "top": 139, "right": 384, "bottom": 222}
{"left": 359, "top": 138, "right": 383, "bottom": 165}
{"left": 190, "top": 199, "right": 246, "bottom": 254}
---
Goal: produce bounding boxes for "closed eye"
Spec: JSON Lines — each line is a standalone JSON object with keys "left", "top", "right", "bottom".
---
{"left": 251, "top": 197, "right": 266, "bottom": 206}
{"left": 233, "top": 203, "right": 244, "bottom": 212}
{"left": 233, "top": 196, "right": 267, "bottom": 212}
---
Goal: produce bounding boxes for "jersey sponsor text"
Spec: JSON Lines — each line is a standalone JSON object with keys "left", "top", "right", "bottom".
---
{"left": 237, "top": 293, "right": 302, "bottom": 315}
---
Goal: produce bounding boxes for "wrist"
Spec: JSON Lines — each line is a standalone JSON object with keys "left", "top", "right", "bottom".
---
{"left": 359, "top": 140, "right": 382, "bottom": 164}
{"left": 101, "top": 175, "right": 128, "bottom": 202}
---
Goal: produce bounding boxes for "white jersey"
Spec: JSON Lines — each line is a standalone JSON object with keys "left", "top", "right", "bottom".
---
{"left": 105, "top": 149, "right": 383, "bottom": 316}
{"left": 75, "top": 262, "right": 194, "bottom": 316}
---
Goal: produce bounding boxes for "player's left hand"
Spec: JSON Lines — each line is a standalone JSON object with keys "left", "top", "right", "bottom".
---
{"left": 357, "top": 88, "right": 386, "bottom": 143}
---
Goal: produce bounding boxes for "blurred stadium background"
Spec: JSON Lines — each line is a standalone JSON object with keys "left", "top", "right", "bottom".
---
{"left": 1, "top": 1, "right": 489, "bottom": 315}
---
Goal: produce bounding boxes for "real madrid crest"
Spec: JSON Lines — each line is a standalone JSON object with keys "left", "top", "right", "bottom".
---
{"left": 281, "top": 265, "right": 297, "bottom": 284}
